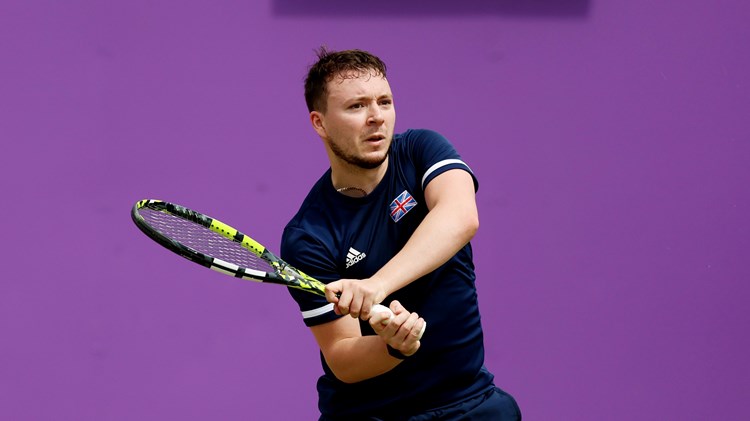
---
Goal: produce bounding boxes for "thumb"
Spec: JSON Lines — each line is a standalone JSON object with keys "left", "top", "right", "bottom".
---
{"left": 389, "top": 300, "right": 404, "bottom": 314}
{"left": 325, "top": 281, "right": 342, "bottom": 304}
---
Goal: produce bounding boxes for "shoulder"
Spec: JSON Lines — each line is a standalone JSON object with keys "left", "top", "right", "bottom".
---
{"left": 393, "top": 129, "right": 477, "bottom": 191}
{"left": 283, "top": 171, "right": 330, "bottom": 228}
{"left": 393, "top": 128, "right": 449, "bottom": 149}
{"left": 281, "top": 173, "right": 332, "bottom": 253}
{"left": 392, "top": 129, "right": 460, "bottom": 161}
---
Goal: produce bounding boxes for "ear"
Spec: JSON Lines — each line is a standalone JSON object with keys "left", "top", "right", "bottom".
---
{"left": 310, "top": 111, "right": 327, "bottom": 138}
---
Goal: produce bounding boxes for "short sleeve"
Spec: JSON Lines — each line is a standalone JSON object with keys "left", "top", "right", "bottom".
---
{"left": 405, "top": 129, "right": 479, "bottom": 192}
{"left": 280, "top": 226, "right": 342, "bottom": 327}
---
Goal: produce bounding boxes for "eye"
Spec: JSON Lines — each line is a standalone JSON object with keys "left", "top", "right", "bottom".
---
{"left": 349, "top": 103, "right": 364, "bottom": 109}
{"left": 379, "top": 99, "right": 393, "bottom": 106}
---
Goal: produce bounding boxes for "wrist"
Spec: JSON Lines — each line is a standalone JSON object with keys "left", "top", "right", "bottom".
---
{"left": 386, "top": 344, "right": 411, "bottom": 360}
{"left": 367, "top": 275, "right": 391, "bottom": 302}
{"left": 387, "top": 343, "right": 418, "bottom": 359}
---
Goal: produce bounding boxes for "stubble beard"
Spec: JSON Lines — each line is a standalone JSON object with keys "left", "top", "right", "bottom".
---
{"left": 328, "top": 138, "right": 390, "bottom": 170}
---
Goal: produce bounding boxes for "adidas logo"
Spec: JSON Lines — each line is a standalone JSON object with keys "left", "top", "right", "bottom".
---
{"left": 346, "top": 247, "right": 367, "bottom": 268}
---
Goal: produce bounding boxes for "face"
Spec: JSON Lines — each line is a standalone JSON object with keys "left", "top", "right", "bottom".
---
{"left": 311, "top": 71, "right": 396, "bottom": 170}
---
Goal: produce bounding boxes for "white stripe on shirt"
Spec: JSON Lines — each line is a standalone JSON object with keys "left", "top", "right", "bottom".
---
{"left": 421, "top": 159, "right": 472, "bottom": 189}
{"left": 301, "top": 303, "right": 335, "bottom": 319}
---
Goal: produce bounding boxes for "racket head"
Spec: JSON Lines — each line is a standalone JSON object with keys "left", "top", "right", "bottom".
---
{"left": 131, "top": 199, "right": 327, "bottom": 296}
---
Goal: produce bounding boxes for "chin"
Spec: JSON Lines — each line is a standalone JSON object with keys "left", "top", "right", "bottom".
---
{"left": 355, "top": 158, "right": 385, "bottom": 170}
{"left": 361, "top": 153, "right": 389, "bottom": 169}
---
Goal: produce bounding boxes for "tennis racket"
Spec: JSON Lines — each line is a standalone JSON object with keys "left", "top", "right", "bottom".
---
{"left": 131, "top": 199, "right": 425, "bottom": 338}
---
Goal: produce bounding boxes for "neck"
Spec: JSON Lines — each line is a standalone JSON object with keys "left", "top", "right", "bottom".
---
{"left": 336, "top": 186, "right": 368, "bottom": 197}
{"left": 331, "top": 156, "right": 388, "bottom": 197}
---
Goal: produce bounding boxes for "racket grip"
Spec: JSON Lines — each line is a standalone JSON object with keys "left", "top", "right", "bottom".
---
{"left": 371, "top": 304, "right": 426, "bottom": 340}
{"left": 371, "top": 304, "right": 394, "bottom": 323}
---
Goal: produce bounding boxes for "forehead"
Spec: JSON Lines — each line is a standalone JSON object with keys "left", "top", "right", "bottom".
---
{"left": 326, "top": 71, "right": 392, "bottom": 101}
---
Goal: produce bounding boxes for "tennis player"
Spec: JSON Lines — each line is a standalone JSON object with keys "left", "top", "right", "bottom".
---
{"left": 281, "top": 48, "right": 521, "bottom": 420}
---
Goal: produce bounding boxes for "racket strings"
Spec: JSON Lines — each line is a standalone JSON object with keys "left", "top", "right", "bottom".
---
{"left": 140, "top": 208, "right": 274, "bottom": 273}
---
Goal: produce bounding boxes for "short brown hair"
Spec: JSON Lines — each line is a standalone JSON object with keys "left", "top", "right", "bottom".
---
{"left": 304, "top": 47, "right": 388, "bottom": 113}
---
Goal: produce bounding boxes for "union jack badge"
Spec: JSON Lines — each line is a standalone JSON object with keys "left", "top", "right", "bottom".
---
{"left": 389, "top": 190, "right": 417, "bottom": 223}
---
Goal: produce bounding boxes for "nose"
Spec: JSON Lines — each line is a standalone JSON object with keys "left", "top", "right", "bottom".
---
{"left": 367, "top": 105, "right": 385, "bottom": 125}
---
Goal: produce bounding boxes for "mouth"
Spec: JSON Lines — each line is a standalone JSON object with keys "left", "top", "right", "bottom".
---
{"left": 364, "top": 133, "right": 387, "bottom": 142}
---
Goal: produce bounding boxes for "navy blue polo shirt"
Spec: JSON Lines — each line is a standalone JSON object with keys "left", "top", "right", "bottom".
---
{"left": 281, "top": 129, "right": 494, "bottom": 418}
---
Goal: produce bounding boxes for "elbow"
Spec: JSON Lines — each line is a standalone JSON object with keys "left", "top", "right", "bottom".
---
{"left": 327, "top": 362, "right": 364, "bottom": 384}
{"left": 322, "top": 352, "right": 367, "bottom": 384}
{"left": 469, "top": 214, "right": 479, "bottom": 237}
{"left": 335, "top": 372, "right": 361, "bottom": 385}
{"left": 463, "top": 211, "right": 479, "bottom": 242}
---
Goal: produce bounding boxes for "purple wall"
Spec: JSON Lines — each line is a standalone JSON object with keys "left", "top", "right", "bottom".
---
{"left": 2, "top": 1, "right": 748, "bottom": 419}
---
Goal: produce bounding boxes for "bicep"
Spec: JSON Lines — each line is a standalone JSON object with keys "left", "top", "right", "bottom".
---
{"left": 424, "top": 169, "right": 478, "bottom": 214}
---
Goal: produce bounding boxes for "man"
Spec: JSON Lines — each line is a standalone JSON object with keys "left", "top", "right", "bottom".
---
{"left": 280, "top": 48, "right": 521, "bottom": 420}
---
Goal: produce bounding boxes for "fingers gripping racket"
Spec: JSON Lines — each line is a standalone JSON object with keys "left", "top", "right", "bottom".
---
{"left": 131, "top": 199, "right": 425, "bottom": 338}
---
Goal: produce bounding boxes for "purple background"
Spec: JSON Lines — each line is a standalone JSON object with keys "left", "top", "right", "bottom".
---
{"left": 2, "top": 1, "right": 748, "bottom": 419}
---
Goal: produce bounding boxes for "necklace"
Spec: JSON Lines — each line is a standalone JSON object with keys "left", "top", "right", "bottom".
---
{"left": 336, "top": 186, "right": 368, "bottom": 197}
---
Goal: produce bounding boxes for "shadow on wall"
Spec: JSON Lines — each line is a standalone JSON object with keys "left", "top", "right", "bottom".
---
{"left": 273, "top": 0, "right": 591, "bottom": 17}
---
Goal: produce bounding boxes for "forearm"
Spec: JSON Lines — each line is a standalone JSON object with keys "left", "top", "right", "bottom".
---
{"left": 311, "top": 302, "right": 423, "bottom": 383}
{"left": 322, "top": 335, "right": 400, "bottom": 383}
{"left": 373, "top": 202, "right": 478, "bottom": 295}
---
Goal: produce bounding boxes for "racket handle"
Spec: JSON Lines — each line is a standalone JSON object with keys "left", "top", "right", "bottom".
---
{"left": 371, "top": 304, "right": 426, "bottom": 340}
{"left": 371, "top": 304, "right": 393, "bottom": 322}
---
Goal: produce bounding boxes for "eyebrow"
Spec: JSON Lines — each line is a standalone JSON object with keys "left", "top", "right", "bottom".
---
{"left": 348, "top": 93, "right": 393, "bottom": 102}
